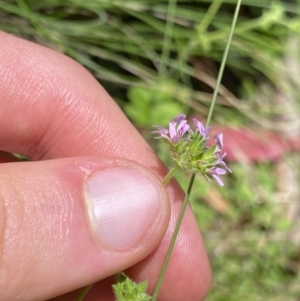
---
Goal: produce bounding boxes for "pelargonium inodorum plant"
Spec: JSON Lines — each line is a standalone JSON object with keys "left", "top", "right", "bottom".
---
{"left": 112, "top": 114, "right": 231, "bottom": 301}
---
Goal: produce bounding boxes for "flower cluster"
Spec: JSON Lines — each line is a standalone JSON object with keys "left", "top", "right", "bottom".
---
{"left": 153, "top": 114, "right": 231, "bottom": 186}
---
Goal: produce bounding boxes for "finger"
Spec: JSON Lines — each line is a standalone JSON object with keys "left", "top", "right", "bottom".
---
{"left": 0, "top": 158, "right": 170, "bottom": 301}
{"left": 0, "top": 31, "right": 211, "bottom": 300}
{"left": 48, "top": 277, "right": 116, "bottom": 301}
{"left": 0, "top": 30, "right": 148, "bottom": 163}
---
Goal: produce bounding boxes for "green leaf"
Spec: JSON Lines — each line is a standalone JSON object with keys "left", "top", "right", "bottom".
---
{"left": 112, "top": 272, "right": 151, "bottom": 301}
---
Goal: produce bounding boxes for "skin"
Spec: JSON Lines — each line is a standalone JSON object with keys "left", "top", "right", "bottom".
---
{"left": 0, "top": 31, "right": 212, "bottom": 301}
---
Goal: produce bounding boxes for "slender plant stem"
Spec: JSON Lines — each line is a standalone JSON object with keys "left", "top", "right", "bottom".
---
{"left": 162, "top": 165, "right": 180, "bottom": 185}
{"left": 75, "top": 284, "right": 92, "bottom": 301}
{"left": 151, "top": 172, "right": 196, "bottom": 301}
{"left": 206, "top": 0, "right": 243, "bottom": 127}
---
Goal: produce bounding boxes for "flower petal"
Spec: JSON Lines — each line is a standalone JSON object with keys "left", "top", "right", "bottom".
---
{"left": 177, "top": 120, "right": 190, "bottom": 136}
{"left": 152, "top": 126, "right": 171, "bottom": 141}
{"left": 169, "top": 122, "right": 177, "bottom": 142}
{"left": 173, "top": 114, "right": 186, "bottom": 123}
{"left": 193, "top": 118, "right": 211, "bottom": 138}
{"left": 215, "top": 167, "right": 226, "bottom": 175}
{"left": 215, "top": 133, "right": 224, "bottom": 149}
{"left": 212, "top": 174, "right": 224, "bottom": 186}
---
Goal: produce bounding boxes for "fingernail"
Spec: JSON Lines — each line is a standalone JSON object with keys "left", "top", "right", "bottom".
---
{"left": 85, "top": 165, "right": 164, "bottom": 251}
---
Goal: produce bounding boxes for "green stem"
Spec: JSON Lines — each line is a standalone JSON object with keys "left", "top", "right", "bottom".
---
{"left": 162, "top": 165, "right": 180, "bottom": 185}
{"left": 75, "top": 284, "right": 92, "bottom": 301}
{"left": 206, "top": 0, "right": 242, "bottom": 127}
{"left": 151, "top": 173, "right": 196, "bottom": 301}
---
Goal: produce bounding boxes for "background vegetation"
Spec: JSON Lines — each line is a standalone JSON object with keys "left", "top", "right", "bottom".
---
{"left": 1, "top": 0, "right": 299, "bottom": 300}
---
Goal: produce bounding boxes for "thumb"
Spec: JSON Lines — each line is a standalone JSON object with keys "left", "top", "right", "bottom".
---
{"left": 0, "top": 157, "right": 170, "bottom": 301}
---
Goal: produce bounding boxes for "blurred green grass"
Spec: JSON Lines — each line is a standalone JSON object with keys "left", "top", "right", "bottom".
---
{"left": 1, "top": 1, "right": 300, "bottom": 300}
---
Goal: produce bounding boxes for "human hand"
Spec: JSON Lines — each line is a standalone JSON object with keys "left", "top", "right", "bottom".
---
{"left": 0, "top": 31, "right": 211, "bottom": 301}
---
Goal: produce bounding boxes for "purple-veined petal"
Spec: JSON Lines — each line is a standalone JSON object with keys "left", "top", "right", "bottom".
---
{"left": 207, "top": 167, "right": 226, "bottom": 186}
{"left": 160, "top": 133, "right": 172, "bottom": 141}
{"left": 215, "top": 133, "right": 224, "bottom": 149}
{"left": 219, "top": 160, "right": 232, "bottom": 173}
{"left": 212, "top": 174, "right": 224, "bottom": 186}
{"left": 181, "top": 123, "right": 190, "bottom": 136}
{"left": 152, "top": 126, "right": 171, "bottom": 141}
{"left": 193, "top": 118, "right": 211, "bottom": 138}
{"left": 173, "top": 114, "right": 186, "bottom": 123}
{"left": 169, "top": 122, "right": 177, "bottom": 142}
{"left": 193, "top": 118, "right": 204, "bottom": 131}
{"left": 215, "top": 167, "right": 226, "bottom": 175}
{"left": 204, "top": 127, "right": 211, "bottom": 137}
{"left": 177, "top": 120, "right": 190, "bottom": 136}
{"left": 152, "top": 125, "right": 168, "bottom": 133}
